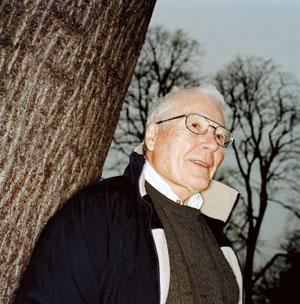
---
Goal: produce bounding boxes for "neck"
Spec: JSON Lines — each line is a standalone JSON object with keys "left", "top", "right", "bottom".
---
{"left": 172, "top": 187, "right": 193, "bottom": 203}
{"left": 145, "top": 155, "right": 193, "bottom": 203}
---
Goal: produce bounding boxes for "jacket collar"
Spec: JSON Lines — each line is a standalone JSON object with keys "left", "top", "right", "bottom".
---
{"left": 123, "top": 151, "right": 145, "bottom": 194}
{"left": 200, "top": 180, "right": 239, "bottom": 224}
{"left": 123, "top": 151, "right": 239, "bottom": 224}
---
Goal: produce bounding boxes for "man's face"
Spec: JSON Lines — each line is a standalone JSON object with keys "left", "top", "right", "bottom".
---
{"left": 145, "top": 91, "right": 225, "bottom": 201}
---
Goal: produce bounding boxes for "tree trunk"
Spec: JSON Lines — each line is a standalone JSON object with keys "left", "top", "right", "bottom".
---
{"left": 0, "top": 0, "right": 155, "bottom": 302}
{"left": 244, "top": 188, "right": 268, "bottom": 304}
{"left": 244, "top": 233, "right": 256, "bottom": 304}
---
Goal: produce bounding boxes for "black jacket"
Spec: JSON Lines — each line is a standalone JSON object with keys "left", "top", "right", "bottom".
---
{"left": 14, "top": 152, "right": 238, "bottom": 304}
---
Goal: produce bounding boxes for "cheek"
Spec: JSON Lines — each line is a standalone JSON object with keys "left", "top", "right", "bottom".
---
{"left": 161, "top": 130, "right": 184, "bottom": 151}
{"left": 217, "top": 150, "right": 225, "bottom": 165}
{"left": 162, "top": 133, "right": 187, "bottom": 173}
{"left": 152, "top": 131, "right": 175, "bottom": 165}
{"left": 211, "top": 151, "right": 224, "bottom": 175}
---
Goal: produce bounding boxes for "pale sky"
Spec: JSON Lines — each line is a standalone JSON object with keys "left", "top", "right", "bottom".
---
{"left": 150, "top": 0, "right": 300, "bottom": 81}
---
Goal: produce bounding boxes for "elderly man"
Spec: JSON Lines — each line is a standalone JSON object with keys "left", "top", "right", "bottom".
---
{"left": 14, "top": 85, "right": 243, "bottom": 304}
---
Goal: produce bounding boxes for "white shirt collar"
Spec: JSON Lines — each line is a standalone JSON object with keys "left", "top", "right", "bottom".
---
{"left": 143, "top": 160, "right": 203, "bottom": 210}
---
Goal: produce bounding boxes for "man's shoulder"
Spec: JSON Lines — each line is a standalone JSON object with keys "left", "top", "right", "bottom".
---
{"left": 55, "top": 175, "right": 136, "bottom": 223}
{"left": 75, "top": 175, "right": 132, "bottom": 201}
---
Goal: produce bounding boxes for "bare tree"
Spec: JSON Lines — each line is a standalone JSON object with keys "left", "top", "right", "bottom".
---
{"left": 215, "top": 56, "right": 300, "bottom": 304}
{"left": 104, "top": 26, "right": 204, "bottom": 175}
{"left": 0, "top": 1, "right": 155, "bottom": 302}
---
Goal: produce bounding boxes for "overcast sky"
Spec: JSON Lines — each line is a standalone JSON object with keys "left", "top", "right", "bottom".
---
{"left": 150, "top": 0, "right": 300, "bottom": 257}
{"left": 150, "top": 0, "right": 300, "bottom": 81}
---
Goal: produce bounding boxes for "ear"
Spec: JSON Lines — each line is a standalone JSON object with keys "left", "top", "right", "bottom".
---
{"left": 144, "top": 123, "right": 158, "bottom": 152}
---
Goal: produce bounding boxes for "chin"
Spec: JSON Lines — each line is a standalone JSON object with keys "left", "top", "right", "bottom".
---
{"left": 198, "top": 183, "right": 210, "bottom": 192}
{"left": 191, "top": 179, "right": 210, "bottom": 192}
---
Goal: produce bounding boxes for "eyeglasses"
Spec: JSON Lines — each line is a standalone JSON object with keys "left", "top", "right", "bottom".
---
{"left": 156, "top": 113, "right": 234, "bottom": 148}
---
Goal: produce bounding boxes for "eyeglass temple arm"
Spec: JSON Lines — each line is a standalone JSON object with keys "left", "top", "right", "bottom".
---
{"left": 156, "top": 115, "right": 186, "bottom": 124}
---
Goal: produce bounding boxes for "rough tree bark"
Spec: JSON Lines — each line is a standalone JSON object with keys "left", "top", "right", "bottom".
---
{"left": 0, "top": 0, "right": 156, "bottom": 302}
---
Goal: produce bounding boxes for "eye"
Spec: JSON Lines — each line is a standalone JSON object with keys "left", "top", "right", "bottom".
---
{"left": 215, "top": 127, "right": 233, "bottom": 148}
{"left": 189, "top": 119, "right": 207, "bottom": 132}
{"left": 215, "top": 130, "right": 227, "bottom": 145}
{"left": 216, "top": 133, "right": 225, "bottom": 141}
{"left": 186, "top": 114, "right": 209, "bottom": 134}
{"left": 191, "top": 122, "right": 201, "bottom": 130}
{"left": 189, "top": 122, "right": 204, "bottom": 133}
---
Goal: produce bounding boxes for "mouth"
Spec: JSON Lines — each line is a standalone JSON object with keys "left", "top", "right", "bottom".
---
{"left": 191, "top": 160, "right": 211, "bottom": 169}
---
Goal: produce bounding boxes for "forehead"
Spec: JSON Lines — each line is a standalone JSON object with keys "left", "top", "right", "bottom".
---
{"left": 169, "top": 91, "right": 225, "bottom": 126}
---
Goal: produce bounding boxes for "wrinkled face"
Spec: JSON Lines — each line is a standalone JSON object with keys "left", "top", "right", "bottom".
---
{"left": 145, "top": 91, "right": 225, "bottom": 202}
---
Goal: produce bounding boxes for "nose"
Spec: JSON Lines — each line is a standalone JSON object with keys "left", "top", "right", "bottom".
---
{"left": 199, "top": 126, "right": 219, "bottom": 151}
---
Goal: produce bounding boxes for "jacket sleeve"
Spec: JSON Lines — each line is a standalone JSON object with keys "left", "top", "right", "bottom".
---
{"left": 13, "top": 183, "right": 111, "bottom": 304}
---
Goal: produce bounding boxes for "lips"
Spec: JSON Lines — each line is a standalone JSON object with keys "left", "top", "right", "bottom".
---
{"left": 191, "top": 159, "right": 211, "bottom": 168}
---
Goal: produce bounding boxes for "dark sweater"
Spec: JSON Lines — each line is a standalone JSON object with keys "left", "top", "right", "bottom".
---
{"left": 146, "top": 182, "right": 239, "bottom": 304}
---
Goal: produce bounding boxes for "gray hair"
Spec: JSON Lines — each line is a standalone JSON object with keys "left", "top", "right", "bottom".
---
{"left": 146, "top": 84, "right": 226, "bottom": 126}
